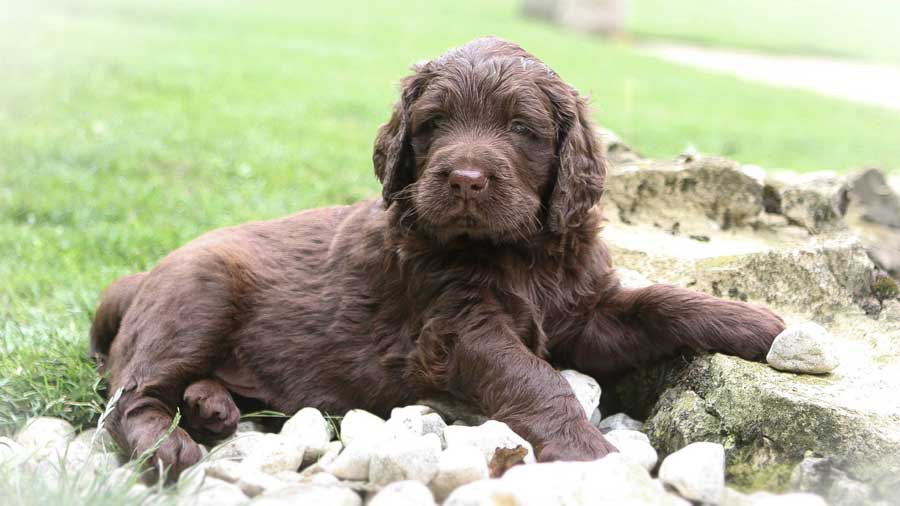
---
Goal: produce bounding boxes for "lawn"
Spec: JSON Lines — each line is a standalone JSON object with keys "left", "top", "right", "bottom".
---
{"left": 630, "top": 0, "right": 900, "bottom": 64}
{"left": 3, "top": 0, "right": 900, "bottom": 440}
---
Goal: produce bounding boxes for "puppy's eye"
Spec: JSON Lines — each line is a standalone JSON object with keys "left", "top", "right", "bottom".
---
{"left": 510, "top": 120, "right": 531, "bottom": 135}
{"left": 428, "top": 115, "right": 448, "bottom": 130}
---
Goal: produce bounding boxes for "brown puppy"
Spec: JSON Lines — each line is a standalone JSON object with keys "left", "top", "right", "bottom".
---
{"left": 91, "top": 37, "right": 785, "bottom": 479}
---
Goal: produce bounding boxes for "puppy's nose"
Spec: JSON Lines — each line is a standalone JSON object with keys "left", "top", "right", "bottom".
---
{"left": 449, "top": 168, "right": 488, "bottom": 198}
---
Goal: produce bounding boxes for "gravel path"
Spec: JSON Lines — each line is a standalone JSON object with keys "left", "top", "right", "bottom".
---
{"left": 643, "top": 42, "right": 900, "bottom": 112}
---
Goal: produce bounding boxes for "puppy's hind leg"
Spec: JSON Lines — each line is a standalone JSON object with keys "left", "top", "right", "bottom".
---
{"left": 103, "top": 256, "right": 245, "bottom": 482}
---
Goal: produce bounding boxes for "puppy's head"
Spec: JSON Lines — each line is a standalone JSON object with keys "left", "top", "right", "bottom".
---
{"left": 374, "top": 37, "right": 605, "bottom": 243}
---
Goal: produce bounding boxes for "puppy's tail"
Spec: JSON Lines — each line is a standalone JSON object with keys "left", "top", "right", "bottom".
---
{"left": 89, "top": 272, "right": 147, "bottom": 371}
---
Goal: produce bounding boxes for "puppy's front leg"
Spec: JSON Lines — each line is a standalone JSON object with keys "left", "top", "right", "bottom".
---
{"left": 416, "top": 312, "right": 616, "bottom": 462}
{"left": 553, "top": 284, "right": 786, "bottom": 380}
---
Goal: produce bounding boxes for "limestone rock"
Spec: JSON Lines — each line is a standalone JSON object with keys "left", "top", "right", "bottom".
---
{"left": 616, "top": 353, "right": 900, "bottom": 501}
{"left": 845, "top": 168, "right": 900, "bottom": 275}
{"left": 443, "top": 421, "right": 535, "bottom": 465}
{"left": 606, "top": 156, "right": 765, "bottom": 235}
{"left": 599, "top": 128, "right": 642, "bottom": 165}
{"left": 560, "top": 369, "right": 601, "bottom": 419}
{"left": 779, "top": 176, "right": 849, "bottom": 234}
{"left": 790, "top": 455, "right": 879, "bottom": 506}
{"left": 369, "top": 433, "right": 442, "bottom": 485}
{"left": 428, "top": 446, "right": 489, "bottom": 501}
{"left": 767, "top": 322, "right": 839, "bottom": 374}
{"left": 848, "top": 168, "right": 900, "bottom": 229}
{"left": 597, "top": 412, "right": 644, "bottom": 433}
{"left": 369, "top": 480, "right": 437, "bottom": 506}
{"left": 615, "top": 268, "right": 653, "bottom": 289}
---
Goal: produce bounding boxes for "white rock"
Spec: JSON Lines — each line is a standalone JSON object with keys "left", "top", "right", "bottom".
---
{"left": 369, "top": 433, "right": 442, "bottom": 485}
{"left": 421, "top": 413, "right": 448, "bottom": 443}
{"left": 73, "top": 427, "right": 118, "bottom": 453}
{"left": 243, "top": 433, "right": 307, "bottom": 474}
{"left": 604, "top": 429, "right": 658, "bottom": 471}
{"left": 429, "top": 446, "right": 489, "bottom": 501}
{"left": 251, "top": 484, "right": 361, "bottom": 506}
{"left": 658, "top": 442, "right": 725, "bottom": 504}
{"left": 26, "top": 439, "right": 90, "bottom": 489}
{"left": 666, "top": 494, "right": 694, "bottom": 506}
{"left": 616, "top": 267, "right": 653, "bottom": 289}
{"left": 443, "top": 421, "right": 535, "bottom": 465}
{"left": 370, "top": 480, "right": 437, "bottom": 506}
{"left": 281, "top": 407, "right": 335, "bottom": 464}
{"left": 766, "top": 322, "right": 839, "bottom": 374}
{"left": 209, "top": 432, "right": 266, "bottom": 460}
{"left": 206, "top": 459, "right": 286, "bottom": 497}
{"left": 597, "top": 412, "right": 644, "bottom": 433}
{"left": 29, "top": 437, "right": 118, "bottom": 489}
{"left": 386, "top": 406, "right": 426, "bottom": 436}
{"left": 444, "top": 453, "right": 671, "bottom": 506}
{"left": 560, "top": 369, "right": 601, "bottom": 420}
{"left": 339, "top": 409, "right": 386, "bottom": 447}
{"left": 309, "top": 472, "right": 341, "bottom": 486}
{"left": 325, "top": 434, "right": 387, "bottom": 481}
{"left": 720, "top": 487, "right": 755, "bottom": 506}
{"left": 15, "top": 417, "right": 75, "bottom": 451}
{"left": 749, "top": 492, "right": 828, "bottom": 506}
{"left": 441, "top": 479, "right": 514, "bottom": 506}
{"left": 589, "top": 408, "right": 602, "bottom": 427}
{"left": 300, "top": 440, "right": 344, "bottom": 476}
{"left": 125, "top": 483, "right": 151, "bottom": 503}
{"left": 178, "top": 477, "right": 248, "bottom": 506}
{"left": 0, "top": 437, "right": 25, "bottom": 464}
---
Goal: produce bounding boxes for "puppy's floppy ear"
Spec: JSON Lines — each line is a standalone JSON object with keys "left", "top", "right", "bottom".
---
{"left": 542, "top": 81, "right": 606, "bottom": 233}
{"left": 373, "top": 63, "right": 433, "bottom": 205}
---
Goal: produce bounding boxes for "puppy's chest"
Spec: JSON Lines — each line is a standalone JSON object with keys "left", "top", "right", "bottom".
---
{"left": 402, "top": 256, "right": 575, "bottom": 328}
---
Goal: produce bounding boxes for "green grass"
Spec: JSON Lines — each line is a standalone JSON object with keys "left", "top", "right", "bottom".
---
{"left": 630, "top": 0, "right": 900, "bottom": 64}
{"left": 2, "top": 0, "right": 900, "bottom": 446}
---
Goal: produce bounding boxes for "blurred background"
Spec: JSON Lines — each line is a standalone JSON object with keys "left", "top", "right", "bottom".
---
{"left": 1, "top": 0, "right": 900, "bottom": 434}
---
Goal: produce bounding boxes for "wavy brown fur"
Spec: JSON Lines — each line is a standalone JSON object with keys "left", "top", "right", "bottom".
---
{"left": 91, "top": 37, "right": 785, "bottom": 480}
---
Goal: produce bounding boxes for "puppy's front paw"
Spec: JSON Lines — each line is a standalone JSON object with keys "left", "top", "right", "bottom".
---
{"left": 731, "top": 303, "right": 787, "bottom": 362}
